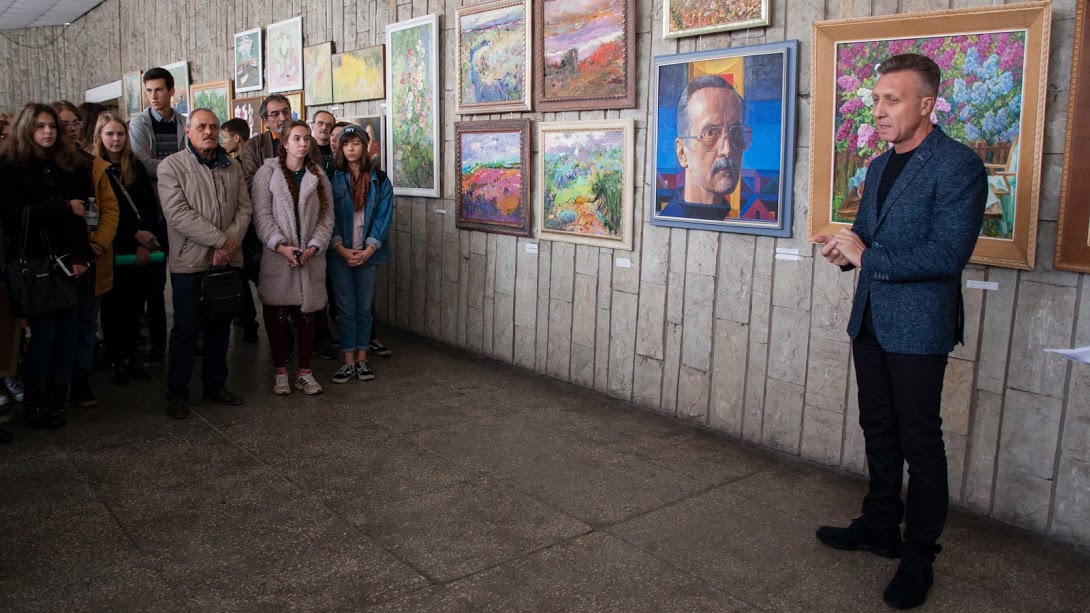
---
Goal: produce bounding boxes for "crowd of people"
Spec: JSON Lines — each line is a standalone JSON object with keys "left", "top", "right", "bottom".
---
{"left": 0, "top": 66, "right": 395, "bottom": 439}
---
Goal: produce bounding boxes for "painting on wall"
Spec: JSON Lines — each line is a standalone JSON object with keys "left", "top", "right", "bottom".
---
{"left": 333, "top": 45, "right": 385, "bottom": 103}
{"left": 1056, "top": 0, "right": 1090, "bottom": 273}
{"left": 456, "top": 0, "right": 531, "bottom": 114}
{"left": 232, "top": 96, "right": 264, "bottom": 137}
{"left": 535, "top": 0, "right": 635, "bottom": 111}
{"left": 455, "top": 120, "right": 531, "bottom": 237}
{"left": 234, "top": 27, "right": 263, "bottom": 93}
{"left": 304, "top": 42, "right": 333, "bottom": 106}
{"left": 663, "top": 0, "right": 769, "bottom": 39}
{"left": 162, "top": 60, "right": 190, "bottom": 117}
{"left": 122, "top": 70, "right": 143, "bottom": 118}
{"left": 650, "top": 41, "right": 798, "bottom": 237}
{"left": 190, "top": 80, "right": 232, "bottom": 126}
{"left": 341, "top": 115, "right": 384, "bottom": 170}
{"left": 810, "top": 3, "right": 1051, "bottom": 269}
{"left": 283, "top": 92, "right": 305, "bottom": 121}
{"left": 268, "top": 16, "right": 304, "bottom": 93}
{"left": 386, "top": 13, "right": 441, "bottom": 197}
{"left": 537, "top": 119, "right": 633, "bottom": 250}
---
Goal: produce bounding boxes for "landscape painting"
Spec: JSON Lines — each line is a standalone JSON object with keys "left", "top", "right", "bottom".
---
{"left": 456, "top": 0, "right": 531, "bottom": 114}
{"left": 233, "top": 96, "right": 264, "bottom": 137}
{"left": 304, "top": 42, "right": 333, "bottom": 106}
{"left": 537, "top": 119, "right": 633, "bottom": 250}
{"left": 163, "top": 60, "right": 190, "bottom": 117}
{"left": 268, "top": 16, "right": 303, "bottom": 93}
{"left": 456, "top": 120, "right": 531, "bottom": 237}
{"left": 663, "top": 0, "right": 769, "bottom": 39}
{"left": 190, "top": 80, "right": 232, "bottom": 125}
{"left": 123, "top": 70, "right": 142, "bottom": 118}
{"left": 234, "top": 27, "right": 263, "bottom": 93}
{"left": 386, "top": 14, "right": 441, "bottom": 197}
{"left": 333, "top": 45, "right": 385, "bottom": 103}
{"left": 535, "top": 0, "right": 635, "bottom": 111}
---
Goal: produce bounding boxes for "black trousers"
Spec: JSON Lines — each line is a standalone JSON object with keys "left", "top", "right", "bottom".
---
{"left": 852, "top": 322, "right": 949, "bottom": 556}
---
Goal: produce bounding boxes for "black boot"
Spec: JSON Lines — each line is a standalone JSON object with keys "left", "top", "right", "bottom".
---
{"left": 0, "top": 427, "right": 12, "bottom": 443}
{"left": 23, "top": 390, "right": 50, "bottom": 429}
{"left": 70, "top": 369, "right": 98, "bottom": 408}
{"left": 47, "top": 385, "right": 68, "bottom": 429}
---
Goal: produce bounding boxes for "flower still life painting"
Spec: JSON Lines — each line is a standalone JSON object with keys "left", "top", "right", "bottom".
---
{"left": 386, "top": 14, "right": 441, "bottom": 197}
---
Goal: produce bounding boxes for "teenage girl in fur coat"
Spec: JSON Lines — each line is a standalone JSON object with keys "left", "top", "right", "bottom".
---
{"left": 250, "top": 120, "right": 334, "bottom": 396}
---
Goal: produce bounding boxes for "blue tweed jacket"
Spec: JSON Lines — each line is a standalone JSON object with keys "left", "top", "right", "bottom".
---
{"left": 845, "top": 126, "right": 987, "bottom": 355}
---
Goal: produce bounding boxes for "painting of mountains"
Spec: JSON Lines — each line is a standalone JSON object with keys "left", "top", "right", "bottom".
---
{"left": 455, "top": 120, "right": 531, "bottom": 237}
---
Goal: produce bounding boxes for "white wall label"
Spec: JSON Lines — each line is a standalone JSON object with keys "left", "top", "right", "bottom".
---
{"left": 615, "top": 257, "right": 632, "bottom": 268}
{"left": 524, "top": 243, "right": 538, "bottom": 253}
{"left": 966, "top": 280, "right": 999, "bottom": 291}
{"left": 433, "top": 208, "right": 446, "bottom": 214}
{"left": 775, "top": 247, "right": 800, "bottom": 255}
{"left": 775, "top": 254, "right": 801, "bottom": 261}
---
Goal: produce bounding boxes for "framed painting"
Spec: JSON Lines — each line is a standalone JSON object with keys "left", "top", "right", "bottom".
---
{"left": 268, "top": 16, "right": 304, "bottom": 93}
{"left": 810, "top": 2, "right": 1051, "bottom": 270}
{"left": 304, "top": 42, "right": 333, "bottom": 106}
{"left": 122, "top": 70, "right": 143, "bottom": 119}
{"left": 341, "top": 115, "right": 384, "bottom": 170}
{"left": 537, "top": 119, "right": 634, "bottom": 250}
{"left": 386, "top": 14, "right": 441, "bottom": 197}
{"left": 1057, "top": 0, "right": 1090, "bottom": 273}
{"left": 650, "top": 41, "right": 798, "bottom": 237}
{"left": 283, "top": 92, "right": 305, "bottom": 121}
{"left": 190, "top": 80, "right": 232, "bottom": 126}
{"left": 162, "top": 60, "right": 190, "bottom": 117}
{"left": 664, "top": 0, "right": 769, "bottom": 39}
{"left": 534, "top": 0, "right": 635, "bottom": 112}
{"left": 456, "top": 0, "right": 531, "bottom": 114}
{"left": 234, "top": 27, "right": 263, "bottom": 93}
{"left": 232, "top": 96, "right": 264, "bottom": 137}
{"left": 455, "top": 120, "right": 531, "bottom": 237}
{"left": 333, "top": 45, "right": 385, "bottom": 103}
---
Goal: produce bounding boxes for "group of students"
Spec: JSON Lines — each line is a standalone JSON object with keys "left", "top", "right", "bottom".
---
{"left": 0, "top": 66, "right": 395, "bottom": 440}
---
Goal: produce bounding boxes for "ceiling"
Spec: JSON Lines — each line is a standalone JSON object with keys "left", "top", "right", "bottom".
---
{"left": 0, "top": 0, "right": 103, "bottom": 30}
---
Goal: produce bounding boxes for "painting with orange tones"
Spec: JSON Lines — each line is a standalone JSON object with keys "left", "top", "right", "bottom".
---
{"left": 455, "top": 120, "right": 531, "bottom": 237}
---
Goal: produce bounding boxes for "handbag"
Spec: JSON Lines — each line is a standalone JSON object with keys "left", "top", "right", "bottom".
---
{"left": 3, "top": 208, "right": 79, "bottom": 317}
{"left": 200, "top": 266, "right": 244, "bottom": 321}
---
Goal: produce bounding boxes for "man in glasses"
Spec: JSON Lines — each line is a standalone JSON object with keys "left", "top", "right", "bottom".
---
{"left": 240, "top": 94, "right": 294, "bottom": 189}
{"left": 661, "top": 75, "right": 750, "bottom": 220}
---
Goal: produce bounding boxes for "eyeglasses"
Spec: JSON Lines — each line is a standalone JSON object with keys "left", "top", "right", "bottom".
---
{"left": 63, "top": 120, "right": 83, "bottom": 129}
{"left": 266, "top": 109, "right": 291, "bottom": 119}
{"left": 679, "top": 125, "right": 752, "bottom": 152}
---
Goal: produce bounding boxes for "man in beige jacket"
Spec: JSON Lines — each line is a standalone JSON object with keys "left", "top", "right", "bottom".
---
{"left": 158, "top": 108, "right": 252, "bottom": 420}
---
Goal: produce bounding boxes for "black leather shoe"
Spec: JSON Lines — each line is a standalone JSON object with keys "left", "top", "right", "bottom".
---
{"left": 816, "top": 518, "right": 902, "bottom": 558}
{"left": 167, "top": 399, "right": 189, "bottom": 420}
{"left": 883, "top": 551, "right": 934, "bottom": 609}
{"left": 203, "top": 388, "right": 244, "bottom": 406}
{"left": 23, "top": 392, "right": 50, "bottom": 429}
{"left": 46, "top": 385, "right": 67, "bottom": 429}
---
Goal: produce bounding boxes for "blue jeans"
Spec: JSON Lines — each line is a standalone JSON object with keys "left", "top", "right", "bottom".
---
{"left": 24, "top": 306, "right": 78, "bottom": 394}
{"left": 74, "top": 269, "right": 100, "bottom": 371}
{"left": 328, "top": 258, "right": 378, "bottom": 352}
{"left": 166, "top": 270, "right": 234, "bottom": 401}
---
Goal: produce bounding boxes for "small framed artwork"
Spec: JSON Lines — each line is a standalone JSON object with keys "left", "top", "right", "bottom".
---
{"left": 809, "top": 2, "right": 1051, "bottom": 269}
{"left": 267, "top": 16, "right": 304, "bottom": 93}
{"left": 341, "top": 115, "right": 384, "bottom": 170}
{"left": 650, "top": 41, "right": 798, "bottom": 237}
{"left": 122, "top": 70, "right": 143, "bottom": 118}
{"left": 234, "top": 27, "right": 263, "bottom": 93}
{"left": 534, "top": 0, "right": 635, "bottom": 112}
{"left": 304, "top": 42, "right": 334, "bottom": 106}
{"left": 333, "top": 45, "right": 386, "bottom": 103}
{"left": 282, "top": 91, "right": 305, "bottom": 121}
{"left": 456, "top": 0, "right": 531, "bottom": 114}
{"left": 232, "top": 96, "right": 265, "bottom": 137}
{"left": 455, "top": 119, "right": 531, "bottom": 237}
{"left": 162, "top": 60, "right": 190, "bottom": 117}
{"left": 190, "top": 80, "right": 232, "bottom": 126}
{"left": 386, "top": 13, "right": 441, "bottom": 198}
{"left": 1056, "top": 0, "right": 1090, "bottom": 273}
{"left": 664, "top": 0, "right": 769, "bottom": 39}
{"left": 537, "top": 119, "right": 634, "bottom": 251}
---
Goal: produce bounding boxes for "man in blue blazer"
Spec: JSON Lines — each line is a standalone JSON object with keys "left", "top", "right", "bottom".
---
{"left": 812, "top": 54, "right": 987, "bottom": 609}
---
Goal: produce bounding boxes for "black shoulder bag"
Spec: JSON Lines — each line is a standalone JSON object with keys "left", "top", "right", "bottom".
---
{"left": 4, "top": 207, "right": 79, "bottom": 316}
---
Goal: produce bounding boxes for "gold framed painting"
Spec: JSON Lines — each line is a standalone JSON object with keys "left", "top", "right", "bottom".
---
{"left": 1057, "top": 0, "right": 1090, "bottom": 273}
{"left": 283, "top": 91, "right": 305, "bottom": 122}
{"left": 190, "top": 80, "right": 232, "bottom": 126}
{"left": 809, "top": 2, "right": 1051, "bottom": 270}
{"left": 663, "top": 0, "right": 769, "bottom": 39}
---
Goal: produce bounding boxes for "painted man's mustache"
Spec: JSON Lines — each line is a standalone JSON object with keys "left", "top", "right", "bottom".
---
{"left": 712, "top": 157, "right": 740, "bottom": 174}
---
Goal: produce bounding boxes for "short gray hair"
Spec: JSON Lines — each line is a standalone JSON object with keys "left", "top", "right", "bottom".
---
{"left": 677, "top": 74, "right": 744, "bottom": 139}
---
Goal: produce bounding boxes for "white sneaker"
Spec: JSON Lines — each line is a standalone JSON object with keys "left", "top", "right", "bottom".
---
{"left": 0, "top": 393, "right": 10, "bottom": 407}
{"left": 4, "top": 378, "right": 24, "bottom": 403}
{"left": 295, "top": 372, "right": 323, "bottom": 395}
{"left": 273, "top": 372, "right": 291, "bottom": 395}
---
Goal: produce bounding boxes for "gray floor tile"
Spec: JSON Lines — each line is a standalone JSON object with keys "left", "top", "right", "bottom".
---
{"left": 0, "top": 446, "right": 96, "bottom": 513}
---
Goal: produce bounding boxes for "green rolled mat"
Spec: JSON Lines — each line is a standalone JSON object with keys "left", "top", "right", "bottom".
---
{"left": 113, "top": 251, "right": 166, "bottom": 266}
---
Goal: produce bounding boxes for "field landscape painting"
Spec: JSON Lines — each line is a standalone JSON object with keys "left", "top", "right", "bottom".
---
{"left": 455, "top": 120, "right": 531, "bottom": 237}
{"left": 191, "top": 80, "right": 232, "bottom": 125}
{"left": 456, "top": 0, "right": 531, "bottom": 114}
{"left": 536, "top": 0, "right": 635, "bottom": 111}
{"left": 663, "top": 0, "right": 769, "bottom": 39}
{"left": 333, "top": 45, "right": 386, "bottom": 103}
{"left": 537, "top": 119, "right": 633, "bottom": 250}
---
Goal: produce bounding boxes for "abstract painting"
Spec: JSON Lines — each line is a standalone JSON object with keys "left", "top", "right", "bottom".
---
{"left": 535, "top": 0, "right": 635, "bottom": 111}
{"left": 386, "top": 14, "right": 440, "bottom": 197}
{"left": 268, "top": 16, "right": 303, "bottom": 93}
{"left": 162, "top": 60, "right": 190, "bottom": 117}
{"left": 537, "top": 119, "right": 633, "bottom": 250}
{"left": 455, "top": 120, "right": 531, "bottom": 237}
{"left": 304, "top": 42, "right": 333, "bottom": 106}
{"left": 663, "top": 0, "right": 769, "bottom": 39}
{"left": 190, "top": 80, "right": 232, "bottom": 126}
{"left": 122, "top": 70, "right": 143, "bottom": 119}
{"left": 232, "top": 96, "right": 264, "bottom": 137}
{"left": 650, "top": 41, "right": 798, "bottom": 237}
{"left": 1057, "top": 0, "right": 1090, "bottom": 273}
{"left": 283, "top": 92, "right": 304, "bottom": 122}
{"left": 456, "top": 0, "right": 531, "bottom": 114}
{"left": 341, "top": 115, "right": 384, "bottom": 170}
{"left": 810, "top": 3, "right": 1050, "bottom": 269}
{"left": 333, "top": 45, "right": 385, "bottom": 103}
{"left": 234, "top": 27, "right": 263, "bottom": 93}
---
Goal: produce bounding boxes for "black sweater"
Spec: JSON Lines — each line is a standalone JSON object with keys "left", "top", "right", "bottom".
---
{"left": 103, "top": 160, "right": 168, "bottom": 254}
{"left": 0, "top": 155, "right": 94, "bottom": 264}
